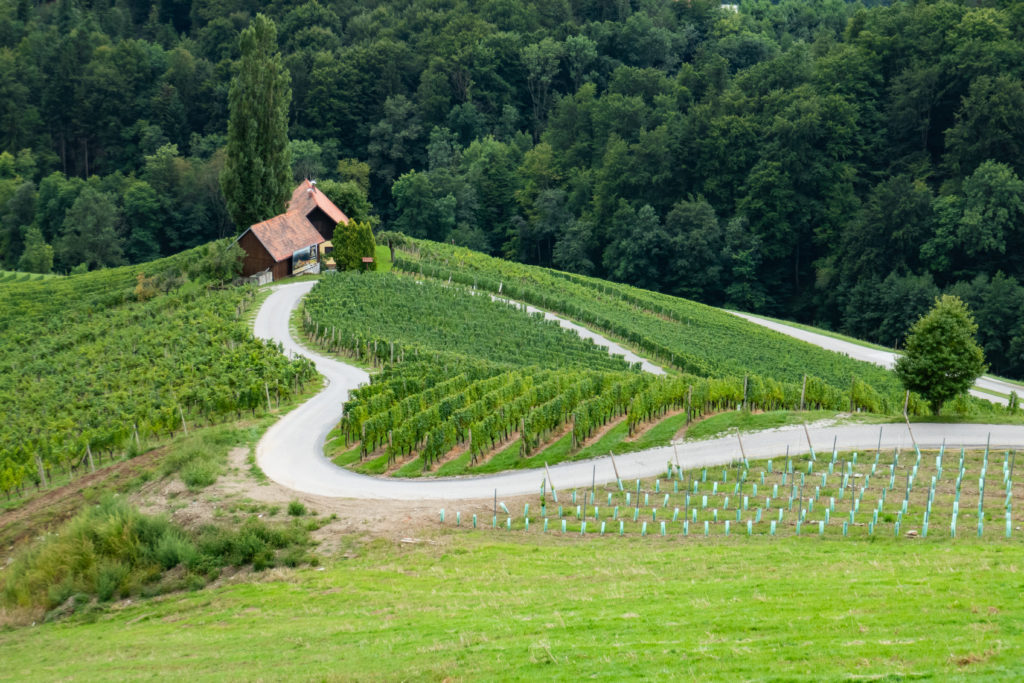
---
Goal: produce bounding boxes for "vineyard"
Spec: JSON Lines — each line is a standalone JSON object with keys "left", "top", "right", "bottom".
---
{"left": 303, "top": 270, "right": 911, "bottom": 478}
{"left": 439, "top": 443, "right": 1021, "bottom": 544}
{"left": 0, "top": 246, "right": 317, "bottom": 498}
{"left": 393, "top": 239, "right": 910, "bottom": 410}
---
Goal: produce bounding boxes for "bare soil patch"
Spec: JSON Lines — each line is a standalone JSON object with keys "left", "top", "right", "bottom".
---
{"left": 131, "top": 447, "right": 513, "bottom": 557}
{"left": 0, "top": 449, "right": 165, "bottom": 564}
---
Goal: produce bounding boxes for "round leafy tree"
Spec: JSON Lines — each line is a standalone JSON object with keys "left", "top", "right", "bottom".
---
{"left": 895, "top": 295, "right": 986, "bottom": 414}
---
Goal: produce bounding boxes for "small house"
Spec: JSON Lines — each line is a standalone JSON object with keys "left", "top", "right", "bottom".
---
{"left": 237, "top": 180, "right": 350, "bottom": 282}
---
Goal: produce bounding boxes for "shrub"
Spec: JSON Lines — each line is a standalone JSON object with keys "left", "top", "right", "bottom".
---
{"left": 288, "top": 500, "right": 307, "bottom": 516}
{"left": 1, "top": 496, "right": 313, "bottom": 612}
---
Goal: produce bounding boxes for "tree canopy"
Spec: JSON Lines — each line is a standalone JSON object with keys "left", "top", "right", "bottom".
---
{"left": 220, "top": 14, "right": 292, "bottom": 231}
{"left": 894, "top": 295, "right": 987, "bottom": 414}
{"left": 1, "top": 0, "right": 1024, "bottom": 377}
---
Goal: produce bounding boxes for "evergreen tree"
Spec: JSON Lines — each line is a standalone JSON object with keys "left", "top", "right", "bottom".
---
{"left": 895, "top": 295, "right": 987, "bottom": 414}
{"left": 220, "top": 14, "right": 292, "bottom": 232}
{"left": 334, "top": 220, "right": 376, "bottom": 272}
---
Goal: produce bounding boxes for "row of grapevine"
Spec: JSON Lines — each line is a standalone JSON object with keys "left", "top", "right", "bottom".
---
{"left": 393, "top": 239, "right": 911, "bottom": 409}
{"left": 0, "top": 251, "right": 317, "bottom": 498}
{"left": 302, "top": 272, "right": 637, "bottom": 372}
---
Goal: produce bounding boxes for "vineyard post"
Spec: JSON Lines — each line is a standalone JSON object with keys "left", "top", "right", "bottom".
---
{"left": 86, "top": 443, "right": 95, "bottom": 472}
{"left": 742, "top": 374, "right": 748, "bottom": 409}
{"left": 673, "top": 444, "right": 682, "bottom": 475}
{"left": 178, "top": 405, "right": 189, "bottom": 435}
{"left": 35, "top": 455, "right": 47, "bottom": 488}
{"left": 903, "top": 390, "right": 910, "bottom": 416}
{"left": 591, "top": 466, "right": 596, "bottom": 517}
{"left": 850, "top": 375, "right": 855, "bottom": 412}
{"left": 609, "top": 451, "right": 622, "bottom": 490}
{"left": 686, "top": 385, "right": 693, "bottom": 424}
{"left": 800, "top": 375, "right": 807, "bottom": 411}
{"left": 802, "top": 422, "right": 815, "bottom": 460}
{"left": 133, "top": 423, "right": 141, "bottom": 449}
{"left": 903, "top": 412, "right": 917, "bottom": 450}
{"left": 544, "top": 461, "right": 558, "bottom": 502}
{"left": 737, "top": 432, "right": 748, "bottom": 468}
{"left": 264, "top": 383, "right": 272, "bottom": 413}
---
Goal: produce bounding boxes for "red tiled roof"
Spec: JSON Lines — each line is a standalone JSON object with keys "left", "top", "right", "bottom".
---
{"left": 289, "top": 179, "right": 350, "bottom": 226}
{"left": 244, "top": 213, "right": 324, "bottom": 262}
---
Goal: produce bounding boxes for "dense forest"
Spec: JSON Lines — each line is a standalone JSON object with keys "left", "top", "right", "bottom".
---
{"left": 2, "top": 0, "right": 1024, "bottom": 376}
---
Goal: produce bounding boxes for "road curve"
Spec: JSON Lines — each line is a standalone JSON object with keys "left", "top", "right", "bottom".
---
{"left": 254, "top": 281, "right": 1024, "bottom": 501}
{"left": 730, "top": 311, "right": 1024, "bottom": 406}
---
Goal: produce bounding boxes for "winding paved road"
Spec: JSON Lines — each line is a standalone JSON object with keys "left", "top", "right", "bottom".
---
{"left": 732, "top": 312, "right": 1024, "bottom": 406}
{"left": 253, "top": 282, "right": 1024, "bottom": 501}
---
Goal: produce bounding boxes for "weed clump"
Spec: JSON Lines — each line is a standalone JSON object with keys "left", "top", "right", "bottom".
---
{"left": 1, "top": 496, "right": 314, "bottom": 613}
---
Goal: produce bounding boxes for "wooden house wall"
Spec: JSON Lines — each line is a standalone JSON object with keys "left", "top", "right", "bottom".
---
{"left": 271, "top": 259, "right": 290, "bottom": 281}
{"left": 239, "top": 231, "right": 274, "bottom": 277}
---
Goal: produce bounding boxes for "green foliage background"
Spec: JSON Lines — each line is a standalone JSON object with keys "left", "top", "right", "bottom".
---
{"left": 2, "top": 0, "right": 1024, "bottom": 375}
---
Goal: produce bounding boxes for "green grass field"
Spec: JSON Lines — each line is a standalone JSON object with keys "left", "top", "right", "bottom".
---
{"left": 1, "top": 532, "right": 1021, "bottom": 680}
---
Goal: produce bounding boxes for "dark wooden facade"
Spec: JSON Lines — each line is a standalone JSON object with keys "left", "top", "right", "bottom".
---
{"left": 239, "top": 230, "right": 290, "bottom": 280}
{"left": 306, "top": 206, "right": 335, "bottom": 241}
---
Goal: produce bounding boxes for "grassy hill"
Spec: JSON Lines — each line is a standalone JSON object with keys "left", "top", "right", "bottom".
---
{"left": 2, "top": 240, "right": 1022, "bottom": 680}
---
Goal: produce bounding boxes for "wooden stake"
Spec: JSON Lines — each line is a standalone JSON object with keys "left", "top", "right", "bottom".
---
{"left": 800, "top": 374, "right": 807, "bottom": 411}
{"left": 903, "top": 413, "right": 917, "bottom": 450}
{"left": 179, "top": 405, "right": 189, "bottom": 435}
{"left": 35, "top": 455, "right": 47, "bottom": 488}
{"left": 264, "top": 383, "right": 272, "bottom": 413}
{"left": 544, "top": 461, "right": 558, "bottom": 502}
{"left": 736, "top": 432, "right": 748, "bottom": 466}
{"left": 802, "top": 422, "right": 814, "bottom": 459}
{"left": 608, "top": 450, "right": 621, "bottom": 486}
{"left": 86, "top": 443, "right": 95, "bottom": 472}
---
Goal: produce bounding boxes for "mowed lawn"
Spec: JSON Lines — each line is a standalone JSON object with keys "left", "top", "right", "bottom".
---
{"left": 2, "top": 533, "right": 1022, "bottom": 681}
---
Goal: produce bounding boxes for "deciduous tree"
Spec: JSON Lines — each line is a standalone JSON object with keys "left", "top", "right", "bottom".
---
{"left": 894, "top": 295, "right": 986, "bottom": 414}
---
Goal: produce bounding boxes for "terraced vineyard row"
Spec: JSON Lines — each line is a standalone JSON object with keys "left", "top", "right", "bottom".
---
{"left": 304, "top": 271, "right": 892, "bottom": 478}
{"left": 0, "top": 247, "right": 317, "bottom": 498}
{"left": 394, "top": 239, "right": 910, "bottom": 413}
{"left": 301, "top": 273, "right": 635, "bottom": 372}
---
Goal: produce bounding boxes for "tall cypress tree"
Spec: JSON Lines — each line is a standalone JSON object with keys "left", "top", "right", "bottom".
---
{"left": 221, "top": 14, "right": 292, "bottom": 231}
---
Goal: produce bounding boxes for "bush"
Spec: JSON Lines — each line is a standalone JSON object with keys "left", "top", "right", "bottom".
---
{"left": 155, "top": 532, "right": 197, "bottom": 570}
{"left": 160, "top": 428, "right": 240, "bottom": 491}
{"left": 180, "top": 460, "right": 219, "bottom": 490}
{"left": 288, "top": 500, "right": 307, "bottom": 517}
{"left": 1, "top": 497, "right": 313, "bottom": 612}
